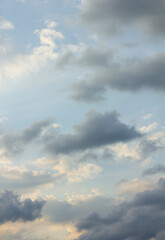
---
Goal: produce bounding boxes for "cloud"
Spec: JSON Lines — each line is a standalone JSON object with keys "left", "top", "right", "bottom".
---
{"left": 143, "top": 164, "right": 165, "bottom": 176}
{"left": 0, "top": 21, "right": 64, "bottom": 81}
{"left": 0, "top": 166, "right": 55, "bottom": 190}
{"left": 0, "top": 119, "right": 52, "bottom": 157}
{"left": 44, "top": 111, "right": 141, "bottom": 155}
{"left": 139, "top": 122, "right": 158, "bottom": 133}
{"left": 75, "top": 178, "right": 165, "bottom": 240}
{"left": 71, "top": 52, "right": 165, "bottom": 102}
{"left": 143, "top": 113, "right": 153, "bottom": 120}
{"left": 78, "top": 0, "right": 165, "bottom": 37}
{"left": 0, "top": 16, "right": 14, "bottom": 30}
{"left": 54, "top": 161, "right": 102, "bottom": 183}
{"left": 110, "top": 128, "right": 165, "bottom": 163}
{"left": 117, "top": 178, "right": 155, "bottom": 196}
{"left": 44, "top": 194, "right": 112, "bottom": 225}
{"left": 77, "top": 148, "right": 114, "bottom": 163}
{"left": 0, "top": 190, "right": 45, "bottom": 224}
{"left": 55, "top": 46, "right": 113, "bottom": 70}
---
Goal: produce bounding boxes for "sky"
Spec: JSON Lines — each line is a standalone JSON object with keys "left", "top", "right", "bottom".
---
{"left": 0, "top": 0, "right": 165, "bottom": 239}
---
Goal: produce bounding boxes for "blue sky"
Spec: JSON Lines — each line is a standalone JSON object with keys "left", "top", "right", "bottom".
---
{"left": 0, "top": 0, "right": 165, "bottom": 239}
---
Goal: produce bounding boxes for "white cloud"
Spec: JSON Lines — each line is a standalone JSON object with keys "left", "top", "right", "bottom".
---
{"left": 110, "top": 142, "right": 141, "bottom": 161}
{"left": 53, "top": 158, "right": 102, "bottom": 183}
{"left": 117, "top": 178, "right": 156, "bottom": 196}
{"left": 66, "top": 188, "right": 102, "bottom": 204}
{"left": 110, "top": 128, "right": 165, "bottom": 162}
{"left": 67, "top": 163, "right": 102, "bottom": 182}
{"left": 139, "top": 122, "right": 158, "bottom": 133}
{"left": 0, "top": 117, "right": 7, "bottom": 124}
{"left": 0, "top": 16, "right": 14, "bottom": 30}
{"left": 143, "top": 113, "right": 153, "bottom": 120}
{"left": 0, "top": 21, "right": 64, "bottom": 81}
{"left": 45, "top": 20, "right": 58, "bottom": 29}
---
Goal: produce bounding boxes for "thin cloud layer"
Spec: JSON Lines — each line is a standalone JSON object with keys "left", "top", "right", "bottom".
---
{"left": 143, "top": 164, "right": 165, "bottom": 176}
{"left": 71, "top": 52, "right": 165, "bottom": 102}
{"left": 0, "top": 16, "right": 14, "bottom": 30}
{"left": 44, "top": 111, "right": 141, "bottom": 155}
{"left": 0, "top": 190, "right": 45, "bottom": 224}
{"left": 79, "top": 0, "right": 165, "bottom": 37}
{"left": 76, "top": 178, "right": 165, "bottom": 240}
{"left": 0, "top": 166, "right": 54, "bottom": 190}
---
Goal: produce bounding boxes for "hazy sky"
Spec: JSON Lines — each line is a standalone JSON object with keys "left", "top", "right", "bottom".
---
{"left": 0, "top": 0, "right": 165, "bottom": 239}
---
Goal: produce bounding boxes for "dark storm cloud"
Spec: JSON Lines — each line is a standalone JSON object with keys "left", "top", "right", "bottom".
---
{"left": 79, "top": 0, "right": 165, "bottom": 37}
{"left": 44, "top": 111, "right": 141, "bottom": 155}
{"left": 0, "top": 119, "right": 52, "bottom": 156}
{"left": 143, "top": 164, "right": 165, "bottom": 176}
{"left": 75, "top": 178, "right": 165, "bottom": 240}
{"left": 55, "top": 46, "right": 113, "bottom": 70}
{"left": 0, "top": 190, "right": 45, "bottom": 224}
{"left": 71, "top": 53, "right": 165, "bottom": 102}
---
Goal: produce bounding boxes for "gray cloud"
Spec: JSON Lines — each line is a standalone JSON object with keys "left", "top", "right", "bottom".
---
{"left": 44, "top": 195, "right": 112, "bottom": 224}
{"left": 78, "top": 148, "right": 114, "bottom": 163}
{"left": 138, "top": 139, "right": 159, "bottom": 158}
{"left": 71, "top": 80, "right": 106, "bottom": 102}
{"left": 55, "top": 46, "right": 113, "bottom": 70}
{"left": 76, "top": 178, "right": 165, "bottom": 240}
{"left": 0, "top": 119, "right": 52, "bottom": 156}
{"left": 44, "top": 111, "right": 141, "bottom": 155}
{"left": 71, "top": 53, "right": 165, "bottom": 102}
{"left": 78, "top": 0, "right": 165, "bottom": 37}
{"left": 143, "top": 164, "right": 165, "bottom": 176}
{"left": 0, "top": 190, "right": 45, "bottom": 224}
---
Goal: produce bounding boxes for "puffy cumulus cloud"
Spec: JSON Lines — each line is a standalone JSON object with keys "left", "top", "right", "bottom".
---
{"left": 75, "top": 178, "right": 165, "bottom": 240}
{"left": 30, "top": 157, "right": 101, "bottom": 186}
{"left": 0, "top": 16, "right": 14, "bottom": 30}
{"left": 0, "top": 190, "right": 45, "bottom": 224}
{"left": 110, "top": 128, "right": 165, "bottom": 163}
{"left": 35, "top": 22, "right": 63, "bottom": 49}
{"left": 54, "top": 160, "right": 102, "bottom": 183}
{"left": 0, "top": 21, "right": 64, "bottom": 81}
{"left": 55, "top": 46, "right": 113, "bottom": 70}
{"left": 66, "top": 189, "right": 102, "bottom": 205}
{"left": 44, "top": 111, "right": 141, "bottom": 155}
{"left": 143, "top": 164, "right": 165, "bottom": 176}
{"left": 0, "top": 119, "right": 52, "bottom": 157}
{"left": 78, "top": 0, "right": 165, "bottom": 37}
{"left": 71, "top": 52, "right": 165, "bottom": 102}
{"left": 139, "top": 122, "right": 158, "bottom": 134}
